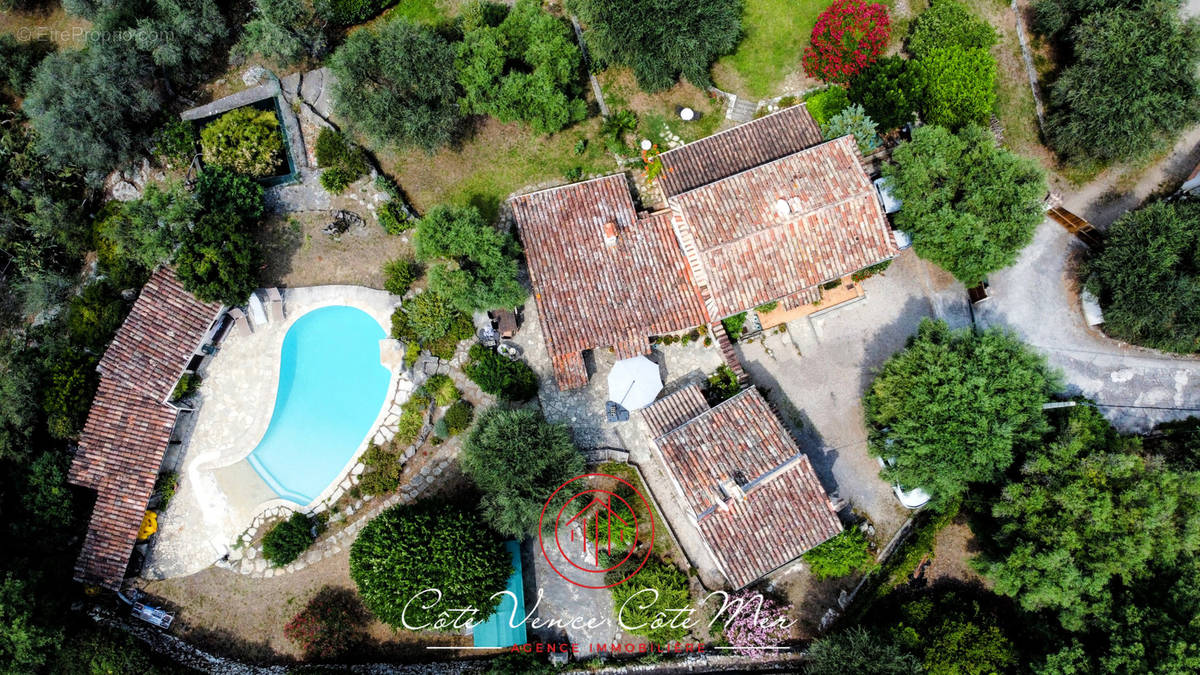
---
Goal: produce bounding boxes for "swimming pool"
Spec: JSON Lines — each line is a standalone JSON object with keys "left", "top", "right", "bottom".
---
{"left": 246, "top": 306, "right": 391, "bottom": 504}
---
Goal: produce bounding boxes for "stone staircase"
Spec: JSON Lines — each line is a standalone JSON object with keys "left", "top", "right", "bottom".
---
{"left": 710, "top": 321, "right": 749, "bottom": 385}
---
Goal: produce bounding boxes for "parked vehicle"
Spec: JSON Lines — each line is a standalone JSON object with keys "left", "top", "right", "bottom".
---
{"left": 876, "top": 455, "right": 932, "bottom": 510}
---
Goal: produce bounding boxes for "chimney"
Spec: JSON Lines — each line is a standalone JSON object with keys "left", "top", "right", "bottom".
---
{"left": 603, "top": 221, "right": 619, "bottom": 247}
{"left": 714, "top": 477, "right": 746, "bottom": 510}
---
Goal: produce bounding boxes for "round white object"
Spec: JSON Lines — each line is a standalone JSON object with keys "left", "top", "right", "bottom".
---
{"left": 640, "top": 139, "right": 653, "bottom": 151}
{"left": 680, "top": 107, "right": 695, "bottom": 121}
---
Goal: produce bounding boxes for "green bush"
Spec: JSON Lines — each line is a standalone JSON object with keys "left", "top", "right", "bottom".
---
{"left": 319, "top": 167, "right": 355, "bottom": 194}
{"left": 404, "top": 342, "right": 420, "bottom": 368}
{"left": 382, "top": 258, "right": 420, "bottom": 296}
{"left": 66, "top": 281, "right": 126, "bottom": 352}
{"left": 415, "top": 205, "right": 527, "bottom": 314}
{"left": 262, "top": 512, "right": 317, "bottom": 566}
{"left": 906, "top": 0, "right": 997, "bottom": 60}
{"left": 914, "top": 46, "right": 996, "bottom": 129}
{"left": 803, "top": 528, "right": 875, "bottom": 579}
{"left": 171, "top": 373, "right": 202, "bottom": 401}
{"left": 852, "top": 259, "right": 892, "bottom": 282}
{"left": 153, "top": 471, "right": 178, "bottom": 509}
{"left": 848, "top": 56, "right": 919, "bottom": 132}
{"left": 43, "top": 354, "right": 98, "bottom": 440}
{"left": 443, "top": 400, "right": 474, "bottom": 436}
{"left": 754, "top": 301, "right": 779, "bottom": 313}
{"left": 359, "top": 443, "right": 402, "bottom": 496}
{"left": 721, "top": 312, "right": 747, "bottom": 341}
{"left": 315, "top": 128, "right": 367, "bottom": 194}
{"left": 706, "top": 365, "right": 740, "bottom": 404}
{"left": 378, "top": 199, "right": 414, "bottom": 234}
{"left": 607, "top": 554, "right": 691, "bottom": 643}
{"left": 464, "top": 344, "right": 538, "bottom": 401}
{"left": 315, "top": 0, "right": 395, "bottom": 25}
{"left": 199, "top": 107, "right": 284, "bottom": 177}
{"left": 805, "top": 86, "right": 851, "bottom": 125}
{"left": 155, "top": 118, "right": 197, "bottom": 166}
{"left": 350, "top": 500, "right": 511, "bottom": 629}
{"left": 424, "top": 374, "right": 460, "bottom": 406}
{"left": 396, "top": 409, "right": 425, "bottom": 445}
{"left": 822, "top": 103, "right": 880, "bottom": 154}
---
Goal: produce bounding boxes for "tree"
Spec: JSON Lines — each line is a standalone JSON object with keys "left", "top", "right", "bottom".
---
{"left": 1029, "top": 0, "right": 1160, "bottom": 37}
{"left": 172, "top": 168, "right": 264, "bottom": 306}
{"left": 95, "top": 182, "right": 199, "bottom": 273}
{"left": 284, "top": 587, "right": 370, "bottom": 660}
{"left": 914, "top": 46, "right": 996, "bottom": 129}
{"left": 1046, "top": 5, "right": 1200, "bottom": 164}
{"left": 803, "top": 0, "right": 891, "bottom": 83}
{"left": 864, "top": 319, "right": 1058, "bottom": 507}
{"left": 568, "top": 0, "right": 741, "bottom": 92}
{"left": 0, "top": 36, "right": 54, "bottom": 98}
{"left": 328, "top": 19, "right": 462, "bottom": 153}
{"left": 977, "top": 404, "right": 1200, "bottom": 631}
{"left": 906, "top": 0, "right": 997, "bottom": 59}
{"left": 821, "top": 103, "right": 880, "bottom": 154}
{"left": 128, "top": 0, "right": 227, "bottom": 70}
{"left": 463, "top": 344, "right": 539, "bottom": 401}
{"left": 415, "top": 205, "right": 526, "bottom": 313}
{"left": 314, "top": 0, "right": 395, "bottom": 25}
{"left": 262, "top": 512, "right": 317, "bottom": 566}
{"left": 804, "top": 627, "right": 922, "bottom": 674}
{"left": 460, "top": 407, "right": 584, "bottom": 538}
{"left": 24, "top": 44, "right": 163, "bottom": 178}
{"left": 200, "top": 107, "right": 284, "bottom": 177}
{"left": 881, "top": 124, "right": 1046, "bottom": 286}
{"left": 803, "top": 528, "right": 874, "bottom": 579}
{"left": 1082, "top": 200, "right": 1200, "bottom": 353}
{"left": 848, "top": 56, "right": 919, "bottom": 132}
{"left": 456, "top": 0, "right": 587, "bottom": 134}
{"left": 349, "top": 500, "right": 511, "bottom": 630}
{"left": 0, "top": 338, "right": 37, "bottom": 463}
{"left": 0, "top": 574, "right": 59, "bottom": 671}
{"left": 235, "top": 0, "right": 329, "bottom": 65}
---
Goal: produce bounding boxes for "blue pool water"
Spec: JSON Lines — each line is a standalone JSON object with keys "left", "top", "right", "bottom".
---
{"left": 473, "top": 541, "right": 527, "bottom": 648}
{"left": 246, "top": 306, "right": 390, "bottom": 504}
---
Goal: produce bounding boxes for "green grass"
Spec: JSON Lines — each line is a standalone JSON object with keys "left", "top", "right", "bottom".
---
{"left": 379, "top": 0, "right": 452, "bottom": 26}
{"left": 714, "top": 0, "right": 829, "bottom": 98}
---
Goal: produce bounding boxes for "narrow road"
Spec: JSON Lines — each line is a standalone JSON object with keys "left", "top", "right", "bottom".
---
{"left": 973, "top": 220, "right": 1200, "bottom": 432}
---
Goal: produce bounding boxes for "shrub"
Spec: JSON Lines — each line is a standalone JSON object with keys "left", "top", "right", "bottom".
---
{"left": 402, "top": 292, "right": 463, "bottom": 342}
{"left": 805, "top": 626, "right": 922, "bottom": 674}
{"left": 822, "top": 104, "right": 880, "bottom": 154}
{"left": 822, "top": 278, "right": 844, "bottom": 291}
{"left": 349, "top": 500, "right": 511, "bottom": 629}
{"left": 318, "top": 167, "right": 354, "bottom": 194}
{"left": 914, "top": 46, "right": 996, "bottom": 129}
{"left": 852, "top": 259, "right": 892, "bottom": 282}
{"left": 156, "top": 118, "right": 197, "bottom": 166}
{"left": 456, "top": 0, "right": 588, "bottom": 134}
{"left": 906, "top": 0, "right": 997, "bottom": 60}
{"left": 153, "top": 472, "right": 178, "bottom": 509}
{"left": 0, "top": 35, "right": 53, "bottom": 98}
{"left": 284, "top": 587, "right": 369, "bottom": 660}
{"left": 803, "top": 0, "right": 891, "bottom": 83}
{"left": 171, "top": 373, "right": 201, "bottom": 401}
{"left": 443, "top": 400, "right": 474, "bottom": 436}
{"left": 378, "top": 200, "right": 414, "bottom": 234}
{"left": 315, "top": 0, "right": 394, "bottom": 25}
{"left": 396, "top": 409, "right": 426, "bottom": 446}
{"left": 721, "top": 312, "right": 747, "bottom": 341}
{"left": 425, "top": 374, "right": 459, "bottom": 406}
{"left": 848, "top": 56, "right": 919, "bottom": 132}
{"left": 1082, "top": 200, "right": 1200, "bottom": 352}
{"left": 415, "top": 205, "right": 526, "bottom": 314}
{"left": 314, "top": 128, "right": 367, "bottom": 194}
{"left": 755, "top": 301, "right": 779, "bottom": 313}
{"left": 803, "top": 528, "right": 875, "bottom": 579}
{"left": 722, "top": 591, "right": 792, "bottom": 656}
{"left": 464, "top": 344, "right": 538, "bottom": 401}
{"left": 236, "top": 0, "right": 329, "bottom": 66}
{"left": 404, "top": 342, "right": 420, "bottom": 368}
{"left": 460, "top": 407, "right": 583, "bottom": 538}
{"left": 261, "top": 512, "right": 317, "bottom": 566}
{"left": 43, "top": 354, "right": 98, "bottom": 440}
{"left": 805, "top": 86, "right": 851, "bottom": 125}
{"left": 199, "top": 107, "right": 284, "bottom": 177}
{"left": 564, "top": 166, "right": 583, "bottom": 182}
{"left": 67, "top": 281, "right": 126, "bottom": 352}
{"left": 382, "top": 258, "right": 419, "bottom": 296}
{"left": 173, "top": 169, "right": 264, "bottom": 306}
{"left": 569, "top": 0, "right": 741, "bottom": 92}
{"left": 608, "top": 554, "right": 691, "bottom": 643}
{"left": 359, "top": 443, "right": 402, "bottom": 495}
{"left": 706, "top": 365, "right": 740, "bottom": 404}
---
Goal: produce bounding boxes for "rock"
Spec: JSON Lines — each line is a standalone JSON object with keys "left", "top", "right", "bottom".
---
{"left": 112, "top": 181, "right": 140, "bottom": 202}
{"left": 379, "top": 427, "right": 395, "bottom": 442}
{"left": 351, "top": 464, "right": 365, "bottom": 476}
{"left": 243, "top": 66, "right": 269, "bottom": 87}
{"left": 246, "top": 548, "right": 257, "bottom": 560}
{"left": 384, "top": 414, "right": 399, "bottom": 425}
{"left": 322, "top": 209, "right": 365, "bottom": 238}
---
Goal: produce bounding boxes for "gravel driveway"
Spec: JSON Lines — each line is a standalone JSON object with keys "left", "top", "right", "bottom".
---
{"left": 973, "top": 219, "right": 1200, "bottom": 432}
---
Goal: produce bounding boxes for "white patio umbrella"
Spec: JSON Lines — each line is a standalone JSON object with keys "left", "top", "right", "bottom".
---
{"left": 607, "top": 356, "right": 663, "bottom": 410}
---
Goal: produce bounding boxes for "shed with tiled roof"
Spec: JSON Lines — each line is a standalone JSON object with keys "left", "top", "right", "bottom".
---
{"left": 643, "top": 385, "right": 842, "bottom": 588}
{"left": 68, "top": 267, "right": 223, "bottom": 590}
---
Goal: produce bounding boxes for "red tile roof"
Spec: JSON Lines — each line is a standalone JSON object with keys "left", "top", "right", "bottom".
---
{"left": 658, "top": 106, "right": 824, "bottom": 198}
{"left": 512, "top": 176, "right": 708, "bottom": 382}
{"left": 670, "top": 136, "right": 894, "bottom": 319}
{"left": 644, "top": 386, "right": 842, "bottom": 588}
{"left": 512, "top": 113, "right": 895, "bottom": 389}
{"left": 68, "top": 267, "right": 222, "bottom": 589}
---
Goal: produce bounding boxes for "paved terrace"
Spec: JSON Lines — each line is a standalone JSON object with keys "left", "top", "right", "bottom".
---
{"left": 144, "top": 286, "right": 405, "bottom": 581}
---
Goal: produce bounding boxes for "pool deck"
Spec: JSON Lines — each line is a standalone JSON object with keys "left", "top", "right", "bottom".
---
{"left": 144, "top": 285, "right": 405, "bottom": 581}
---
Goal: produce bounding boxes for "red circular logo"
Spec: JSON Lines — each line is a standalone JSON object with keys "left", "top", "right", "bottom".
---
{"left": 538, "top": 473, "right": 655, "bottom": 589}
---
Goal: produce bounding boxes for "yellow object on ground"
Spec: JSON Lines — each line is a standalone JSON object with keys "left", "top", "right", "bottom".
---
{"left": 138, "top": 511, "right": 158, "bottom": 540}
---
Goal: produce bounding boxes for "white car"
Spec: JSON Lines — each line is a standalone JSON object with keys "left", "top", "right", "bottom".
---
{"left": 876, "top": 456, "right": 932, "bottom": 509}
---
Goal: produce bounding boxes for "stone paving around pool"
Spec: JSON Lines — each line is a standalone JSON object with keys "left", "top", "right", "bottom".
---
{"left": 144, "top": 285, "right": 404, "bottom": 581}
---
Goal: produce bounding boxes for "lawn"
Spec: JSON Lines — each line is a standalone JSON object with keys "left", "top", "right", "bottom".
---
{"left": 599, "top": 68, "right": 729, "bottom": 145}
{"left": 713, "top": 0, "right": 829, "bottom": 98}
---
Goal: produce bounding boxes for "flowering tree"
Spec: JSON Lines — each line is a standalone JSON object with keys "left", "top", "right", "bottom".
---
{"left": 283, "top": 587, "right": 369, "bottom": 660}
{"left": 802, "top": 0, "right": 891, "bottom": 83}
{"left": 722, "top": 591, "right": 792, "bottom": 655}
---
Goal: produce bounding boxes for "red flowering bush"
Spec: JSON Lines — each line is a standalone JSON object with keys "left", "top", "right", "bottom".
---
{"left": 283, "top": 587, "right": 369, "bottom": 660}
{"left": 721, "top": 591, "right": 793, "bottom": 655}
{"left": 803, "top": 0, "right": 891, "bottom": 83}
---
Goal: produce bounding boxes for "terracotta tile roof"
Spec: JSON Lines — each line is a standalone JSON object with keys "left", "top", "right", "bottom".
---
{"left": 640, "top": 385, "right": 710, "bottom": 438}
{"left": 669, "top": 136, "right": 895, "bottom": 319}
{"left": 68, "top": 267, "right": 222, "bottom": 589}
{"left": 512, "top": 176, "right": 708, "bottom": 384}
{"left": 658, "top": 106, "right": 824, "bottom": 198}
{"left": 644, "top": 386, "right": 841, "bottom": 588}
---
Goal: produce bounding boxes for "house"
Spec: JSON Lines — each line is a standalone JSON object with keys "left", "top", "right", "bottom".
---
{"left": 641, "top": 384, "right": 842, "bottom": 588}
{"left": 68, "top": 268, "right": 224, "bottom": 590}
{"left": 511, "top": 106, "right": 897, "bottom": 390}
